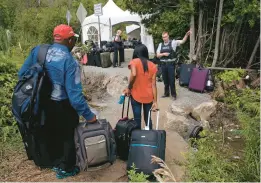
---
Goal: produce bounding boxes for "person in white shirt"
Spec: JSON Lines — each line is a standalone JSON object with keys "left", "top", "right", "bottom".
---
{"left": 156, "top": 30, "right": 191, "bottom": 100}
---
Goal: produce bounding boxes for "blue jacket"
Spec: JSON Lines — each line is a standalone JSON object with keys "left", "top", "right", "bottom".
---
{"left": 18, "top": 43, "right": 95, "bottom": 121}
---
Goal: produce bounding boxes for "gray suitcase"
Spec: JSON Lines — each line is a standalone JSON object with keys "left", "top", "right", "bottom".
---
{"left": 74, "top": 119, "right": 117, "bottom": 171}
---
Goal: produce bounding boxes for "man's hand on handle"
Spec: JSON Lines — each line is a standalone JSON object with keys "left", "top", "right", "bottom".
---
{"left": 86, "top": 115, "right": 97, "bottom": 123}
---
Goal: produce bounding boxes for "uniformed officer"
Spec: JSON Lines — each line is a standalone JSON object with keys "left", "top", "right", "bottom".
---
{"left": 156, "top": 30, "right": 191, "bottom": 100}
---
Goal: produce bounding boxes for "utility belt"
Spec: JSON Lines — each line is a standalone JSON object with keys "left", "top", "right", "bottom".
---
{"left": 160, "top": 59, "right": 176, "bottom": 65}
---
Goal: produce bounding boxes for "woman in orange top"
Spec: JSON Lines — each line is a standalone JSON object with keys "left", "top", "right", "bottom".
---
{"left": 123, "top": 44, "right": 158, "bottom": 129}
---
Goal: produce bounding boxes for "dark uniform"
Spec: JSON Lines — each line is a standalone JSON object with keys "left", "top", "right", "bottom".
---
{"left": 113, "top": 35, "right": 124, "bottom": 67}
{"left": 157, "top": 40, "right": 178, "bottom": 98}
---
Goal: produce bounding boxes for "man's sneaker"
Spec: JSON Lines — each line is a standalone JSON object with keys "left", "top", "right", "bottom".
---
{"left": 52, "top": 167, "right": 60, "bottom": 173}
{"left": 56, "top": 166, "right": 80, "bottom": 179}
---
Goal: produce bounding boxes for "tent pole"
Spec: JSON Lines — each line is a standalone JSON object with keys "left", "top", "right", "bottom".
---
{"left": 98, "top": 15, "right": 102, "bottom": 47}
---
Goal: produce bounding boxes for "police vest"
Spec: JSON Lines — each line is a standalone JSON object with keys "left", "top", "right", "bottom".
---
{"left": 160, "top": 40, "right": 177, "bottom": 62}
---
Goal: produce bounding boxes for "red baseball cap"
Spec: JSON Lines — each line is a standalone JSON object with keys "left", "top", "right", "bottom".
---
{"left": 53, "top": 24, "right": 79, "bottom": 41}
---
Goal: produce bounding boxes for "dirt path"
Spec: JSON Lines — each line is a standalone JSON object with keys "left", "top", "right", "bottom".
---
{"left": 2, "top": 62, "right": 198, "bottom": 182}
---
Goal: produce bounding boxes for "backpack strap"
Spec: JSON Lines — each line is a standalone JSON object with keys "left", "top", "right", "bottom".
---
{"left": 37, "top": 44, "right": 50, "bottom": 66}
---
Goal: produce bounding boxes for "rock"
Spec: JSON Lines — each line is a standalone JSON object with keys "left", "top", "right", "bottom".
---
{"left": 250, "top": 77, "right": 260, "bottom": 88}
{"left": 212, "top": 82, "right": 225, "bottom": 101}
{"left": 236, "top": 79, "right": 246, "bottom": 89}
{"left": 191, "top": 100, "right": 218, "bottom": 121}
{"left": 234, "top": 135, "right": 241, "bottom": 139}
{"left": 165, "top": 112, "right": 200, "bottom": 138}
{"left": 200, "top": 120, "right": 210, "bottom": 129}
{"left": 222, "top": 82, "right": 230, "bottom": 90}
{"left": 103, "top": 75, "right": 128, "bottom": 97}
{"left": 232, "top": 155, "right": 240, "bottom": 160}
{"left": 100, "top": 52, "right": 112, "bottom": 68}
{"left": 170, "top": 104, "right": 192, "bottom": 117}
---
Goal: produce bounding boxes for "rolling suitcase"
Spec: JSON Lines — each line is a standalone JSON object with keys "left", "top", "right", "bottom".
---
{"left": 127, "top": 109, "right": 166, "bottom": 176}
{"left": 189, "top": 67, "right": 209, "bottom": 93}
{"left": 114, "top": 97, "right": 138, "bottom": 160}
{"left": 179, "top": 63, "right": 196, "bottom": 86}
{"left": 74, "top": 119, "right": 117, "bottom": 171}
{"left": 87, "top": 53, "right": 95, "bottom": 66}
{"left": 93, "top": 52, "right": 102, "bottom": 67}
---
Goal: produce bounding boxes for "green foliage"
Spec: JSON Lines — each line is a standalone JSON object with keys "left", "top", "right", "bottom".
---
{"left": 124, "top": 0, "right": 192, "bottom": 46}
{"left": 218, "top": 69, "right": 245, "bottom": 84}
{"left": 186, "top": 70, "right": 260, "bottom": 182}
{"left": 76, "top": 42, "right": 93, "bottom": 54}
{"left": 0, "top": 56, "right": 22, "bottom": 163}
{"left": 127, "top": 163, "right": 149, "bottom": 182}
{"left": 225, "top": 88, "right": 260, "bottom": 181}
{"left": 0, "top": 27, "right": 10, "bottom": 52}
{"left": 223, "top": 0, "right": 260, "bottom": 28}
{"left": 185, "top": 130, "right": 242, "bottom": 182}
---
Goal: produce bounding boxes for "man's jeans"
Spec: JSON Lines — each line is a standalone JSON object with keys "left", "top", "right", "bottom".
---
{"left": 131, "top": 97, "right": 153, "bottom": 129}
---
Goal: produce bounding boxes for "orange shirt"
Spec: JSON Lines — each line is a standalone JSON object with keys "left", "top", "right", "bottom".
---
{"left": 128, "top": 58, "right": 157, "bottom": 104}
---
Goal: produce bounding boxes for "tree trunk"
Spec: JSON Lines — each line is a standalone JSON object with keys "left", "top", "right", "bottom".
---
{"left": 189, "top": 0, "right": 196, "bottom": 63}
{"left": 204, "top": 0, "right": 218, "bottom": 64}
{"left": 27, "top": 0, "right": 30, "bottom": 8}
{"left": 247, "top": 35, "right": 260, "bottom": 69}
{"left": 211, "top": 0, "right": 224, "bottom": 67}
{"left": 219, "top": 28, "right": 226, "bottom": 62}
{"left": 68, "top": 0, "right": 72, "bottom": 9}
{"left": 196, "top": 1, "right": 203, "bottom": 62}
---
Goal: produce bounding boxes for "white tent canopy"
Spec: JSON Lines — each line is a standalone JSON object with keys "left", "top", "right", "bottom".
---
{"left": 126, "top": 24, "right": 140, "bottom": 34}
{"left": 81, "top": 0, "right": 155, "bottom": 54}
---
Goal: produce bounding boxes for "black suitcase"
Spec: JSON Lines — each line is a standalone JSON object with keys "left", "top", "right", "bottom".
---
{"left": 17, "top": 123, "right": 33, "bottom": 160}
{"left": 17, "top": 123, "right": 53, "bottom": 168}
{"left": 93, "top": 52, "right": 102, "bottom": 67}
{"left": 127, "top": 109, "right": 166, "bottom": 176}
{"left": 87, "top": 53, "right": 95, "bottom": 66}
{"left": 179, "top": 63, "right": 196, "bottom": 86}
{"left": 114, "top": 97, "right": 138, "bottom": 160}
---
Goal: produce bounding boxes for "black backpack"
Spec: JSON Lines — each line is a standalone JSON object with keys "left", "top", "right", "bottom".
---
{"left": 12, "top": 44, "right": 52, "bottom": 131}
{"left": 205, "top": 69, "right": 215, "bottom": 91}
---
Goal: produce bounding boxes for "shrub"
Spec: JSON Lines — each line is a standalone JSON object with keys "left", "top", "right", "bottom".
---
{"left": 185, "top": 70, "right": 260, "bottom": 182}
{"left": 0, "top": 56, "right": 21, "bottom": 162}
{"left": 127, "top": 163, "right": 149, "bottom": 182}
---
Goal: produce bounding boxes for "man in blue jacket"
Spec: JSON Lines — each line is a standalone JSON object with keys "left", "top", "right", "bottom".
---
{"left": 18, "top": 24, "right": 96, "bottom": 179}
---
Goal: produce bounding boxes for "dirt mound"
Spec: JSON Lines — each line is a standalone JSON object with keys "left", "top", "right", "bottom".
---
{"left": 1, "top": 151, "right": 128, "bottom": 182}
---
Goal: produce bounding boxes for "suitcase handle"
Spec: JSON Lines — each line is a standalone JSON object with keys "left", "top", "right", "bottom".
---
{"left": 122, "top": 96, "right": 131, "bottom": 118}
{"left": 145, "top": 109, "right": 160, "bottom": 130}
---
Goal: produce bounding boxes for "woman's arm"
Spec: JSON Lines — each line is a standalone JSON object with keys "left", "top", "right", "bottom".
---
{"left": 123, "top": 64, "right": 136, "bottom": 96}
{"left": 152, "top": 73, "right": 157, "bottom": 103}
{"left": 128, "top": 64, "right": 136, "bottom": 89}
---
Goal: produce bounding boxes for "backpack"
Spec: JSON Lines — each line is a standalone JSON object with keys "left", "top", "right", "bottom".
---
{"left": 205, "top": 69, "right": 215, "bottom": 92}
{"left": 12, "top": 44, "right": 52, "bottom": 131}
